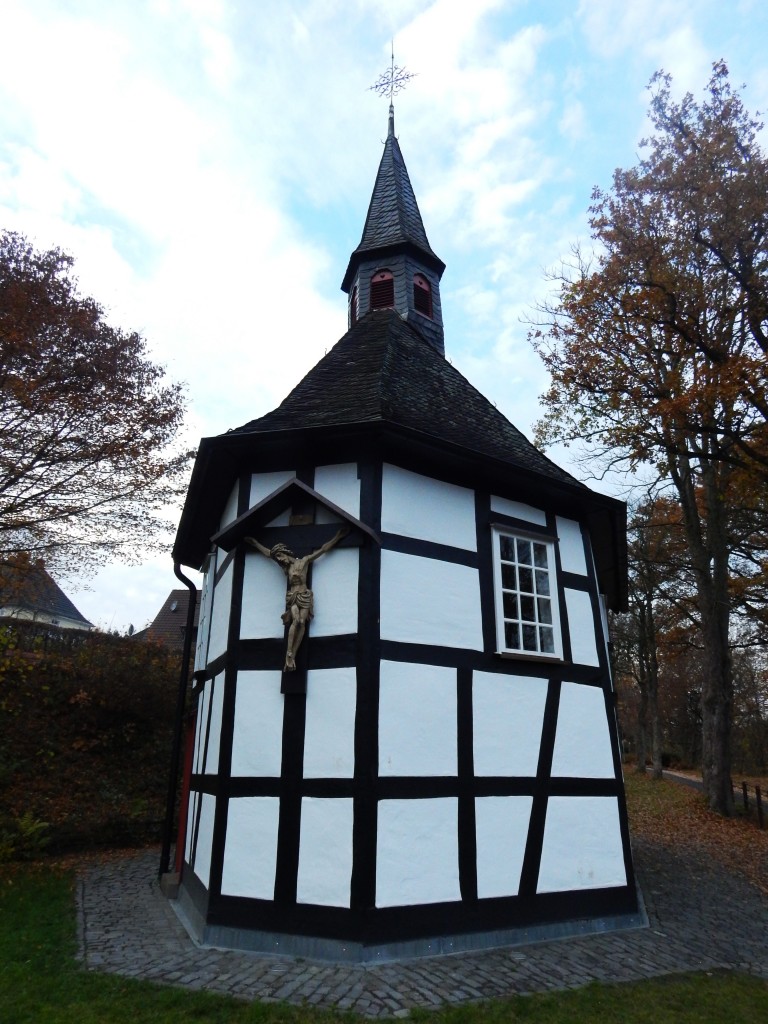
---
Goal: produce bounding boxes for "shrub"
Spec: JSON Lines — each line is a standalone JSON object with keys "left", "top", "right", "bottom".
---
{"left": 0, "top": 625, "right": 183, "bottom": 854}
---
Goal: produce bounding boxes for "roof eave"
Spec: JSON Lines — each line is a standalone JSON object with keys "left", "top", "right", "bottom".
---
{"left": 173, "top": 419, "right": 627, "bottom": 610}
{"left": 341, "top": 240, "right": 446, "bottom": 293}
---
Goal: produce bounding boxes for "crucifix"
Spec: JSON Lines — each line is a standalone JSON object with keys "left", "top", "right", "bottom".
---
{"left": 245, "top": 526, "right": 349, "bottom": 676}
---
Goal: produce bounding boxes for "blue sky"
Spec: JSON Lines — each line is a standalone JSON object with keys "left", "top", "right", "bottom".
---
{"left": 1, "top": 0, "right": 766, "bottom": 631}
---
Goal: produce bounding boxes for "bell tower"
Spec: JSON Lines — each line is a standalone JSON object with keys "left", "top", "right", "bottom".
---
{"left": 341, "top": 104, "right": 446, "bottom": 355}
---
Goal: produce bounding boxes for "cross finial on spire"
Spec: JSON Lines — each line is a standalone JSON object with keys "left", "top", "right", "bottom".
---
{"left": 369, "top": 40, "right": 417, "bottom": 104}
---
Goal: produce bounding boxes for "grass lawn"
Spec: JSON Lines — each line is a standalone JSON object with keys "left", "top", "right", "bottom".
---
{"left": 2, "top": 775, "right": 768, "bottom": 1022}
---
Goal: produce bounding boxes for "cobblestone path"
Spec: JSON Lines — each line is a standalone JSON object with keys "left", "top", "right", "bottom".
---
{"left": 77, "top": 838, "right": 768, "bottom": 1017}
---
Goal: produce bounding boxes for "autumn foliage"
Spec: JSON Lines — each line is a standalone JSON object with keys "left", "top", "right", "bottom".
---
{"left": 0, "top": 231, "right": 191, "bottom": 575}
{"left": 531, "top": 63, "right": 768, "bottom": 816}
{"left": 532, "top": 64, "right": 768, "bottom": 815}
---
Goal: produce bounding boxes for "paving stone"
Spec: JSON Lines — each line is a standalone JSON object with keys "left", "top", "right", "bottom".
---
{"left": 75, "top": 838, "right": 768, "bottom": 1017}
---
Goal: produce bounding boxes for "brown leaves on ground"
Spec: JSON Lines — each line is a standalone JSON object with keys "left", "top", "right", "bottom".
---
{"left": 626, "top": 771, "right": 768, "bottom": 895}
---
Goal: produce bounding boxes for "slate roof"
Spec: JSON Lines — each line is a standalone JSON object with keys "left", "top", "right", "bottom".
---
{"left": 233, "top": 309, "right": 585, "bottom": 489}
{"left": 342, "top": 107, "right": 444, "bottom": 290}
{"left": 0, "top": 561, "right": 93, "bottom": 628}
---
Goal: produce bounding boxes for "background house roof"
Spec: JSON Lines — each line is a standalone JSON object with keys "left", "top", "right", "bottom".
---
{"left": 0, "top": 561, "right": 93, "bottom": 628}
{"left": 136, "top": 588, "right": 200, "bottom": 651}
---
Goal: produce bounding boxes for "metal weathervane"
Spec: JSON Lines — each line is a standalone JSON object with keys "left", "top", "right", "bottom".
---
{"left": 369, "top": 41, "right": 417, "bottom": 101}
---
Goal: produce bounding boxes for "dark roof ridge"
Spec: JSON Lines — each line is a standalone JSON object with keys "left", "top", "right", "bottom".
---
{"left": 229, "top": 309, "right": 584, "bottom": 491}
{"left": 378, "top": 309, "right": 403, "bottom": 413}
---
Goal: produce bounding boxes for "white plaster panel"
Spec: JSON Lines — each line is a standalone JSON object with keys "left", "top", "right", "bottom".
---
{"left": 303, "top": 669, "right": 357, "bottom": 778}
{"left": 240, "top": 552, "right": 286, "bottom": 639}
{"left": 537, "top": 797, "right": 627, "bottom": 893}
{"left": 557, "top": 517, "right": 588, "bottom": 575}
{"left": 551, "top": 682, "right": 615, "bottom": 778}
{"left": 490, "top": 495, "right": 547, "bottom": 527}
{"left": 231, "top": 672, "right": 284, "bottom": 777}
{"left": 475, "top": 796, "right": 533, "bottom": 898}
{"left": 381, "top": 464, "right": 477, "bottom": 550}
{"left": 191, "top": 792, "right": 216, "bottom": 889}
{"left": 314, "top": 463, "right": 360, "bottom": 521}
{"left": 380, "top": 550, "right": 483, "bottom": 650}
{"left": 202, "top": 674, "right": 225, "bottom": 775}
{"left": 473, "top": 672, "right": 548, "bottom": 776}
{"left": 207, "top": 559, "right": 233, "bottom": 662}
{"left": 564, "top": 588, "right": 600, "bottom": 666}
{"left": 599, "top": 594, "right": 611, "bottom": 667}
{"left": 249, "top": 470, "right": 295, "bottom": 509}
{"left": 297, "top": 798, "right": 353, "bottom": 907}
{"left": 221, "top": 797, "right": 280, "bottom": 900}
{"left": 193, "top": 684, "right": 209, "bottom": 775}
{"left": 194, "top": 557, "right": 215, "bottom": 672}
{"left": 220, "top": 483, "right": 240, "bottom": 529}
{"left": 376, "top": 798, "right": 460, "bottom": 907}
{"left": 310, "top": 548, "right": 359, "bottom": 637}
{"left": 379, "top": 662, "right": 457, "bottom": 776}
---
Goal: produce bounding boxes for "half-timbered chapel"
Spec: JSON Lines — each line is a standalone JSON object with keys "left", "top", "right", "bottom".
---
{"left": 171, "top": 102, "right": 641, "bottom": 960}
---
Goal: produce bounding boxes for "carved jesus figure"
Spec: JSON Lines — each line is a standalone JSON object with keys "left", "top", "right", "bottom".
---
{"left": 245, "top": 527, "right": 349, "bottom": 672}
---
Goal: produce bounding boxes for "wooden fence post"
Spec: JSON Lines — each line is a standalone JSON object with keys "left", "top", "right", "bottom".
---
{"left": 742, "top": 781, "right": 749, "bottom": 812}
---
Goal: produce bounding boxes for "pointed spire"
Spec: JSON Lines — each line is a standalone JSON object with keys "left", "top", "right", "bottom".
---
{"left": 341, "top": 108, "right": 445, "bottom": 290}
{"left": 343, "top": 58, "right": 446, "bottom": 354}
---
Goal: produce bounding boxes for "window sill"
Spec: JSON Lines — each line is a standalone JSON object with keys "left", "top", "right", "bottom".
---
{"left": 495, "top": 650, "right": 566, "bottom": 665}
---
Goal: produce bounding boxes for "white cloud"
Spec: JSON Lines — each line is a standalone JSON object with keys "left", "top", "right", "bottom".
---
{"left": 2, "top": 0, "right": 768, "bottom": 629}
{"left": 559, "top": 99, "right": 586, "bottom": 142}
{"left": 576, "top": 0, "right": 685, "bottom": 59}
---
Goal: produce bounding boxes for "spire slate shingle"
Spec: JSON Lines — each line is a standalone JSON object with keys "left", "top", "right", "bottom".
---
{"left": 357, "top": 107, "right": 435, "bottom": 255}
{"left": 342, "top": 107, "right": 444, "bottom": 292}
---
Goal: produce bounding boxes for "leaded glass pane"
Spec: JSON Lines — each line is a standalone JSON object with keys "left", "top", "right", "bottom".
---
{"left": 501, "top": 563, "right": 516, "bottom": 589}
{"left": 522, "top": 624, "right": 537, "bottom": 651}
{"left": 505, "top": 621, "right": 520, "bottom": 650}
{"left": 540, "top": 627, "right": 555, "bottom": 654}
{"left": 500, "top": 535, "right": 515, "bottom": 560}
{"left": 518, "top": 567, "right": 533, "bottom": 593}
{"left": 519, "top": 595, "right": 535, "bottom": 622}
{"left": 535, "top": 569, "right": 550, "bottom": 596}
{"left": 503, "top": 592, "right": 518, "bottom": 619}
{"left": 538, "top": 597, "right": 552, "bottom": 624}
{"left": 517, "top": 539, "right": 532, "bottom": 565}
{"left": 533, "top": 543, "right": 548, "bottom": 568}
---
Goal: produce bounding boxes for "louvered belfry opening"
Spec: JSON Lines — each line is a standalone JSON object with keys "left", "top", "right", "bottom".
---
{"left": 413, "top": 273, "right": 432, "bottom": 317}
{"left": 370, "top": 269, "right": 395, "bottom": 309}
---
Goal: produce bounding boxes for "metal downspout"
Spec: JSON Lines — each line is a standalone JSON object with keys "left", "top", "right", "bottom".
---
{"left": 158, "top": 561, "right": 198, "bottom": 880}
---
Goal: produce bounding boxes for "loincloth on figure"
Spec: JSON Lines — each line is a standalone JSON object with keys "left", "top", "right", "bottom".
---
{"left": 282, "top": 586, "right": 314, "bottom": 624}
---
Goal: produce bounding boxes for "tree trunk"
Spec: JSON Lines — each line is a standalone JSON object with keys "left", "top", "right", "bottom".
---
{"left": 644, "top": 595, "right": 663, "bottom": 780}
{"left": 649, "top": 681, "right": 663, "bottom": 780}
{"left": 698, "top": 573, "right": 734, "bottom": 814}
{"left": 674, "top": 457, "right": 734, "bottom": 815}
{"left": 636, "top": 683, "right": 648, "bottom": 774}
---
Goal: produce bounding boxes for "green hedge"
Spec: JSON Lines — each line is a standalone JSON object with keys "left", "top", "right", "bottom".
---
{"left": 0, "top": 625, "right": 183, "bottom": 856}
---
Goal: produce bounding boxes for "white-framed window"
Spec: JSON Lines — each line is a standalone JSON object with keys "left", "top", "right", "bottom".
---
{"left": 492, "top": 528, "right": 562, "bottom": 659}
